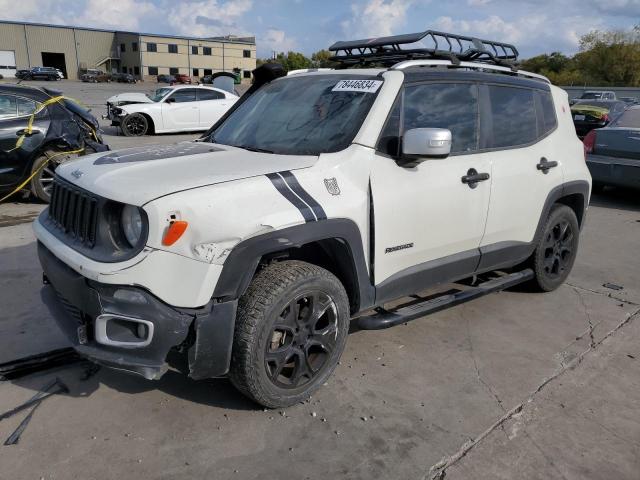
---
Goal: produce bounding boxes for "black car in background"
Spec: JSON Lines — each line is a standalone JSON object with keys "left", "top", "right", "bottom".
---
{"left": 571, "top": 100, "right": 627, "bottom": 138}
{"left": 0, "top": 84, "right": 108, "bottom": 202}
{"left": 27, "top": 67, "right": 60, "bottom": 81}
{"left": 584, "top": 106, "right": 640, "bottom": 192}
{"left": 116, "top": 73, "right": 137, "bottom": 83}
{"left": 157, "top": 74, "right": 176, "bottom": 83}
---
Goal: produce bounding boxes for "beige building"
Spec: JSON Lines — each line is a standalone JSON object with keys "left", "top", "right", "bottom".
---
{"left": 0, "top": 20, "right": 256, "bottom": 82}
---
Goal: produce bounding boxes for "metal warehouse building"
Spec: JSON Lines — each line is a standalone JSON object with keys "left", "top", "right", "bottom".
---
{"left": 0, "top": 20, "right": 256, "bottom": 82}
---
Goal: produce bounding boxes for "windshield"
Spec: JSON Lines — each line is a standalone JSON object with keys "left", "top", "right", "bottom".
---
{"left": 148, "top": 88, "right": 173, "bottom": 102}
{"left": 211, "top": 75, "right": 382, "bottom": 155}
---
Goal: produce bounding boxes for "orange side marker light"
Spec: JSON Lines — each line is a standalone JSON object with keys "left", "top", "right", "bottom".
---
{"left": 162, "top": 221, "right": 188, "bottom": 246}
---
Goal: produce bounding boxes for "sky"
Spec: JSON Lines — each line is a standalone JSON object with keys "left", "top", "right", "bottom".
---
{"left": 1, "top": 0, "right": 639, "bottom": 59}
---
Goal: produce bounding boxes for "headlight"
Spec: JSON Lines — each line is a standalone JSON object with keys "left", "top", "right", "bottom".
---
{"left": 112, "top": 107, "right": 124, "bottom": 116}
{"left": 121, "top": 205, "right": 143, "bottom": 247}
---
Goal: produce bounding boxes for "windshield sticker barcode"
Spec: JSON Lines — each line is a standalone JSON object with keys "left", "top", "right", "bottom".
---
{"left": 332, "top": 80, "right": 383, "bottom": 93}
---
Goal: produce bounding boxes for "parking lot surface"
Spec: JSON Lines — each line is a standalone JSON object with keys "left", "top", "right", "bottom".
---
{"left": 0, "top": 81, "right": 639, "bottom": 480}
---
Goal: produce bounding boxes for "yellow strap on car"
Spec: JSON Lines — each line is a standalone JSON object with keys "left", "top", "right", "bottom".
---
{"left": 1, "top": 94, "right": 99, "bottom": 203}
{"left": 0, "top": 147, "right": 86, "bottom": 203}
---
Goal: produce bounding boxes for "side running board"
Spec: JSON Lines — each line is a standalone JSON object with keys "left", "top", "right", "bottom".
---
{"left": 358, "top": 269, "right": 534, "bottom": 330}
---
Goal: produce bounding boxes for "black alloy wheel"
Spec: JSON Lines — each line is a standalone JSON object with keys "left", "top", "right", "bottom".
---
{"left": 265, "top": 291, "right": 339, "bottom": 389}
{"left": 530, "top": 204, "right": 580, "bottom": 291}
{"left": 542, "top": 219, "right": 574, "bottom": 280}
{"left": 122, "top": 113, "right": 149, "bottom": 136}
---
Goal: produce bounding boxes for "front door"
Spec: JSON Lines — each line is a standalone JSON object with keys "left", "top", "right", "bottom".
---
{"left": 0, "top": 94, "right": 47, "bottom": 188}
{"left": 161, "top": 88, "right": 199, "bottom": 130}
{"left": 371, "top": 82, "right": 492, "bottom": 299}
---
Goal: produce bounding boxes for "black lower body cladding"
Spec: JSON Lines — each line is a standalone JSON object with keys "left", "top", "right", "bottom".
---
{"left": 37, "top": 242, "right": 236, "bottom": 380}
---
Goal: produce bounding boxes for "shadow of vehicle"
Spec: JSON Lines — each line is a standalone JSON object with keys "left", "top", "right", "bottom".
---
{"left": 590, "top": 187, "right": 640, "bottom": 213}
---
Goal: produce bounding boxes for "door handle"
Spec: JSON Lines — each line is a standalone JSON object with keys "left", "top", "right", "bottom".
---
{"left": 16, "top": 129, "right": 42, "bottom": 137}
{"left": 536, "top": 157, "right": 558, "bottom": 174}
{"left": 461, "top": 168, "right": 490, "bottom": 189}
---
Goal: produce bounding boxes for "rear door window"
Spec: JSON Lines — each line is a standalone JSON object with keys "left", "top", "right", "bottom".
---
{"left": 198, "top": 89, "right": 224, "bottom": 101}
{"left": 168, "top": 89, "right": 197, "bottom": 103}
{"left": 16, "top": 97, "right": 38, "bottom": 117}
{"left": 487, "top": 86, "right": 537, "bottom": 148}
{"left": 0, "top": 95, "right": 17, "bottom": 120}
{"left": 534, "top": 90, "right": 557, "bottom": 137}
{"left": 402, "top": 83, "right": 479, "bottom": 154}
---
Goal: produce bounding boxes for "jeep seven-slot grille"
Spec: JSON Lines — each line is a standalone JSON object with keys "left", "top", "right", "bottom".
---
{"left": 48, "top": 178, "right": 98, "bottom": 247}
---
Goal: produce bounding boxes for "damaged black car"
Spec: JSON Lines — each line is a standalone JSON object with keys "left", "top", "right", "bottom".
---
{"left": 0, "top": 84, "right": 108, "bottom": 202}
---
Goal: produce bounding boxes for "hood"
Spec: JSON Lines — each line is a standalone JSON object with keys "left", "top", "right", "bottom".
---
{"left": 106, "top": 92, "right": 154, "bottom": 105}
{"left": 56, "top": 142, "right": 318, "bottom": 206}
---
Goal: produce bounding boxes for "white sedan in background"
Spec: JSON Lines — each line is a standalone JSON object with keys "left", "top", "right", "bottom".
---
{"left": 105, "top": 84, "right": 238, "bottom": 136}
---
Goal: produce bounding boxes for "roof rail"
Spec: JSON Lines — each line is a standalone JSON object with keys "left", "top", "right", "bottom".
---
{"left": 329, "top": 30, "right": 519, "bottom": 70}
{"left": 392, "top": 59, "right": 550, "bottom": 83}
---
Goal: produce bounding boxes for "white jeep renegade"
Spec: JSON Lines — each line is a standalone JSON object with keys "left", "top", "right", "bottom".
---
{"left": 34, "top": 31, "right": 591, "bottom": 408}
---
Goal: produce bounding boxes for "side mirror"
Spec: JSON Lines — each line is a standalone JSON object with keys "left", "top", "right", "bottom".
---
{"left": 165, "top": 97, "right": 175, "bottom": 104}
{"left": 401, "top": 128, "right": 452, "bottom": 161}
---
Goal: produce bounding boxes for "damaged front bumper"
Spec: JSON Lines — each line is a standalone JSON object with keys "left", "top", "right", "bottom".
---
{"left": 102, "top": 103, "right": 123, "bottom": 126}
{"left": 38, "top": 242, "right": 237, "bottom": 381}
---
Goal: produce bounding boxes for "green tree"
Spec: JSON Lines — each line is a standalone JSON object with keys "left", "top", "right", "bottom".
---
{"left": 311, "top": 49, "right": 336, "bottom": 68}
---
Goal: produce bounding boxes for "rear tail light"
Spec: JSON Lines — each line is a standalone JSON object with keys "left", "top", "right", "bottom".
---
{"left": 602, "top": 113, "right": 610, "bottom": 123}
{"left": 583, "top": 130, "right": 597, "bottom": 157}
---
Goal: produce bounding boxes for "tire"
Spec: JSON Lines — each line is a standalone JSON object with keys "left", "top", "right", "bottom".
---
{"left": 30, "top": 148, "right": 94, "bottom": 202}
{"left": 530, "top": 204, "right": 580, "bottom": 292}
{"left": 121, "top": 113, "right": 149, "bottom": 136}
{"left": 30, "top": 152, "right": 59, "bottom": 202}
{"left": 229, "top": 260, "right": 350, "bottom": 408}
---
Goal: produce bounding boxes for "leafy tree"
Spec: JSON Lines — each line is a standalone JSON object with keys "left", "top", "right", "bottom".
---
{"left": 311, "top": 49, "right": 336, "bottom": 68}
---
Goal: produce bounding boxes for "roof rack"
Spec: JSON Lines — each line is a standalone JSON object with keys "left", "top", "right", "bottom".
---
{"left": 328, "top": 30, "right": 519, "bottom": 70}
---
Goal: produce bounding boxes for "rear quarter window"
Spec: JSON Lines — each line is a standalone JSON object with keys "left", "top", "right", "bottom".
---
{"left": 534, "top": 90, "right": 557, "bottom": 137}
{"left": 487, "top": 85, "right": 537, "bottom": 148}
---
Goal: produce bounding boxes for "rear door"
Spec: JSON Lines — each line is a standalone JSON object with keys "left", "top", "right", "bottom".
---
{"left": 197, "top": 88, "right": 233, "bottom": 128}
{"left": 161, "top": 88, "right": 199, "bottom": 130}
{"left": 478, "top": 84, "right": 563, "bottom": 269}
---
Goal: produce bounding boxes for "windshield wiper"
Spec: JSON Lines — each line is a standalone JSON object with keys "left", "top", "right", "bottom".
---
{"left": 232, "top": 144, "right": 275, "bottom": 154}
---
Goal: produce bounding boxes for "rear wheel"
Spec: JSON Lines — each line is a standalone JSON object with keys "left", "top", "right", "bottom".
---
{"left": 530, "top": 204, "right": 580, "bottom": 292}
{"left": 229, "top": 261, "right": 350, "bottom": 408}
{"left": 122, "top": 113, "right": 149, "bottom": 136}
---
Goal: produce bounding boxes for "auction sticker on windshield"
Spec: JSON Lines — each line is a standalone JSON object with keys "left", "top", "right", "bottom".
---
{"left": 332, "top": 79, "right": 383, "bottom": 93}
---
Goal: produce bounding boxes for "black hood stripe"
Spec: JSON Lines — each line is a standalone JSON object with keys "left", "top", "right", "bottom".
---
{"left": 279, "top": 171, "right": 327, "bottom": 221}
{"left": 266, "top": 173, "right": 316, "bottom": 223}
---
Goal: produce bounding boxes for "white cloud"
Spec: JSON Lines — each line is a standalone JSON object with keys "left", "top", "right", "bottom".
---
{"left": 261, "top": 29, "right": 296, "bottom": 53}
{"left": 167, "top": 0, "right": 253, "bottom": 37}
{"left": 342, "top": 0, "right": 417, "bottom": 38}
{"left": 0, "top": 0, "right": 68, "bottom": 25}
{"left": 74, "top": 0, "right": 154, "bottom": 30}
{"left": 434, "top": 14, "right": 605, "bottom": 55}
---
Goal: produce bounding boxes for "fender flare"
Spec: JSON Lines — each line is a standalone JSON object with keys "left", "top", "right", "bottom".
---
{"left": 212, "top": 218, "right": 375, "bottom": 311}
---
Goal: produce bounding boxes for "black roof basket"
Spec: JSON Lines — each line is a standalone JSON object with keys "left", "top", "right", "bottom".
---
{"left": 328, "top": 30, "right": 519, "bottom": 70}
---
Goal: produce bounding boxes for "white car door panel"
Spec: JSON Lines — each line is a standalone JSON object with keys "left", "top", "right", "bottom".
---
{"left": 161, "top": 88, "right": 199, "bottom": 130}
{"left": 371, "top": 82, "right": 492, "bottom": 286}
{"left": 480, "top": 86, "right": 564, "bottom": 248}
{"left": 197, "top": 89, "right": 236, "bottom": 128}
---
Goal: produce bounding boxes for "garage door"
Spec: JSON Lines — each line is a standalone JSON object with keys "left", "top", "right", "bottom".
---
{"left": 0, "top": 51, "right": 17, "bottom": 78}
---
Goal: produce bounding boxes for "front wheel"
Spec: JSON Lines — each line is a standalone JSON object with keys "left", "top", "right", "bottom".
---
{"left": 530, "top": 204, "right": 580, "bottom": 292}
{"left": 229, "top": 261, "right": 350, "bottom": 408}
{"left": 121, "top": 113, "right": 149, "bottom": 136}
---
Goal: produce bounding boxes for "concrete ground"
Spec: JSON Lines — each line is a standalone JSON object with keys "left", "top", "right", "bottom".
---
{"left": 0, "top": 81, "right": 639, "bottom": 480}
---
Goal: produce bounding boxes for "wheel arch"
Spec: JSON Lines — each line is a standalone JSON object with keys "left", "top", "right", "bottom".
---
{"left": 212, "top": 219, "right": 375, "bottom": 315}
